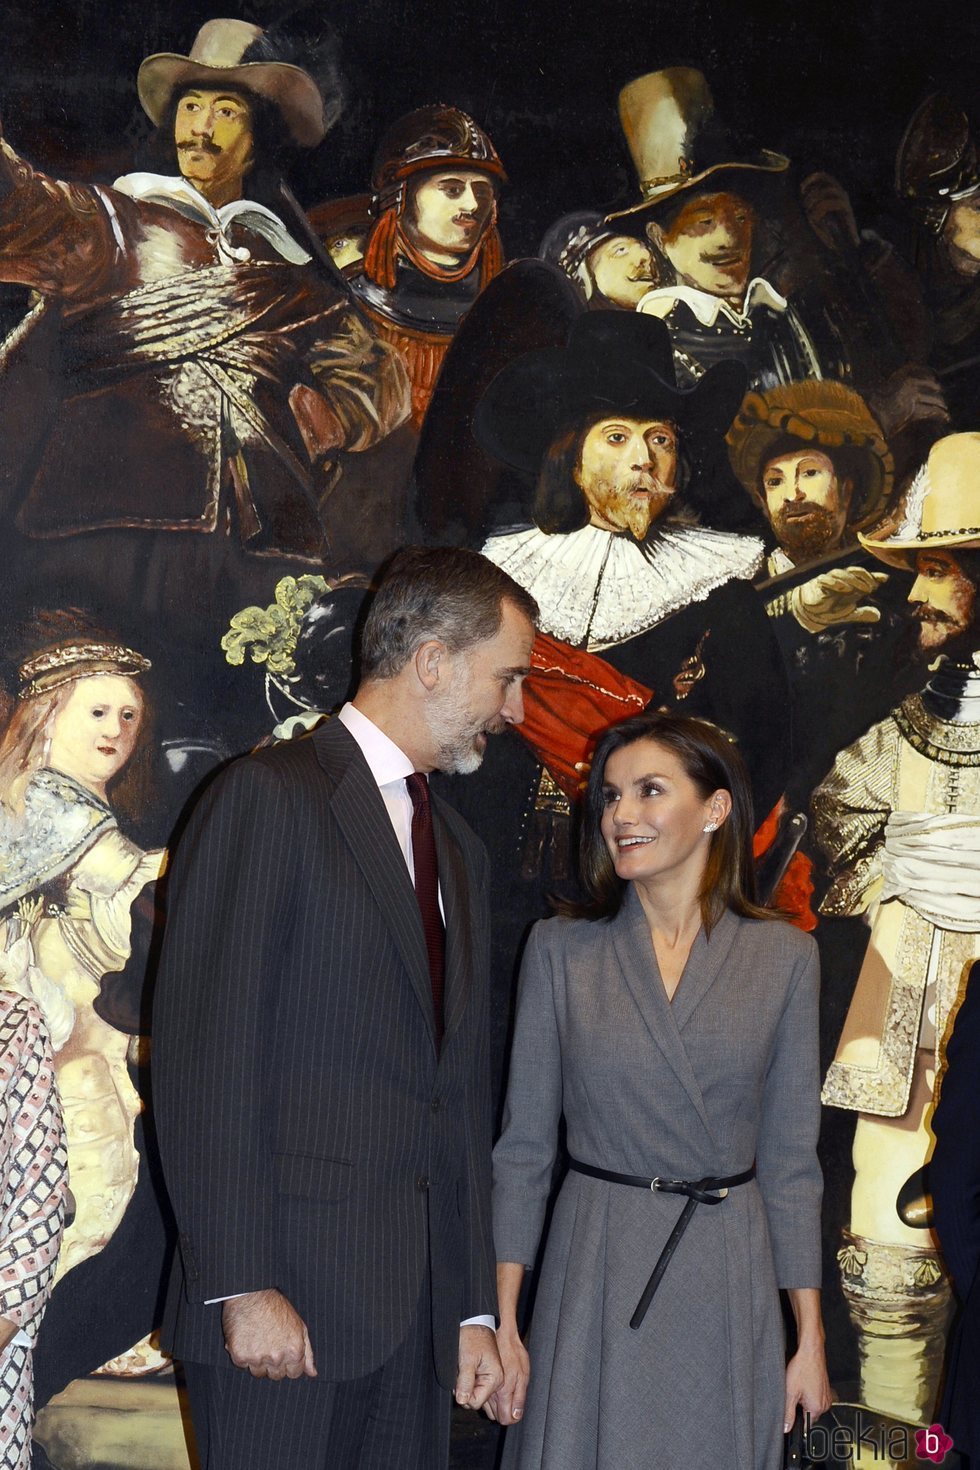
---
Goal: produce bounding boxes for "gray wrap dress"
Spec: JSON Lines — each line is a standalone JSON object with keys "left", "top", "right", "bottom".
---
{"left": 492, "top": 894, "right": 822, "bottom": 1470}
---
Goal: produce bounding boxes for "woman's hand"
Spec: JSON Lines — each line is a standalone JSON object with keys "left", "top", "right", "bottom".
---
{"left": 0, "top": 1317, "right": 19, "bottom": 1354}
{"left": 784, "top": 1337, "right": 833, "bottom": 1431}
{"left": 483, "top": 1323, "right": 529, "bottom": 1425}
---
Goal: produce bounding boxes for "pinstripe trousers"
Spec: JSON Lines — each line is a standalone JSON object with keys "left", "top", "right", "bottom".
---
{"left": 182, "top": 1274, "right": 451, "bottom": 1469}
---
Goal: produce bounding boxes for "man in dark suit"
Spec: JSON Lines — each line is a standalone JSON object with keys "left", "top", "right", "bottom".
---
{"left": 152, "top": 546, "right": 538, "bottom": 1468}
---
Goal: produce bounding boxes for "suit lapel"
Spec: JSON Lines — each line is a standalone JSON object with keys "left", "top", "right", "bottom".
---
{"left": 312, "top": 721, "right": 437, "bottom": 1051}
{"left": 610, "top": 886, "right": 715, "bottom": 1142}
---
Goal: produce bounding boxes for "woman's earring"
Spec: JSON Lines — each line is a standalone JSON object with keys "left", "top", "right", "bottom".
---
{"left": 703, "top": 821, "right": 717, "bottom": 833}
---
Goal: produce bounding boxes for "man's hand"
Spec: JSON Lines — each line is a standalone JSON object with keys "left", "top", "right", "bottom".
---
{"left": 454, "top": 1323, "right": 503, "bottom": 1411}
{"left": 221, "top": 1288, "right": 317, "bottom": 1380}
{"left": 790, "top": 567, "right": 888, "bottom": 632}
{"left": 0, "top": 1317, "right": 19, "bottom": 1354}
{"left": 869, "top": 364, "right": 950, "bottom": 439}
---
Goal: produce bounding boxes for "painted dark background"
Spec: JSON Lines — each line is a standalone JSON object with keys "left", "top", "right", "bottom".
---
{"left": 2, "top": 0, "right": 976, "bottom": 256}
{"left": 4, "top": 1, "right": 976, "bottom": 1462}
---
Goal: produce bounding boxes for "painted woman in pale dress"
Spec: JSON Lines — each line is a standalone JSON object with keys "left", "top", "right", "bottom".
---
{"left": 0, "top": 625, "right": 163, "bottom": 1301}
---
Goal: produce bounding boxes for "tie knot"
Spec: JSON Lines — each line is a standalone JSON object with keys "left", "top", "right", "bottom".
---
{"left": 406, "top": 771, "right": 429, "bottom": 813}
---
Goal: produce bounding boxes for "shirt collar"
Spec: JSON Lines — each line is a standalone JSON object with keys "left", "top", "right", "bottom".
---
{"left": 339, "top": 702, "right": 415, "bottom": 788}
{"left": 637, "top": 276, "right": 788, "bottom": 327}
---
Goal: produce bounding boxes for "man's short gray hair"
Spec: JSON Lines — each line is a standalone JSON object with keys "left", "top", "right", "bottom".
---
{"left": 359, "top": 546, "right": 538, "bottom": 682}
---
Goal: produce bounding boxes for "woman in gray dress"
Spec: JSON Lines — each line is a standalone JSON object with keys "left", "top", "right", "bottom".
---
{"left": 489, "top": 711, "right": 831, "bottom": 1469}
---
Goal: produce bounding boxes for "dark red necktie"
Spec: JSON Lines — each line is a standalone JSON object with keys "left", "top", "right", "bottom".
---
{"left": 406, "top": 772, "right": 445, "bottom": 1046}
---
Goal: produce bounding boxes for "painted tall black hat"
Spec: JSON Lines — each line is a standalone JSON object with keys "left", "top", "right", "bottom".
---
{"left": 473, "top": 311, "right": 748, "bottom": 476}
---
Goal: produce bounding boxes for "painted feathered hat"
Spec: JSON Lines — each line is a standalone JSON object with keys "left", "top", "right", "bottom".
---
{"left": 607, "top": 67, "right": 788, "bottom": 222}
{"left": 138, "top": 17, "right": 343, "bottom": 148}
{"left": 726, "top": 379, "right": 894, "bottom": 531}
{"left": 860, "top": 433, "right": 980, "bottom": 570}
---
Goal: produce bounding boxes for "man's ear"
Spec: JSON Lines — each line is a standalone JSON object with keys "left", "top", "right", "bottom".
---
{"left": 415, "top": 639, "right": 447, "bottom": 692}
{"left": 840, "top": 476, "right": 855, "bottom": 516}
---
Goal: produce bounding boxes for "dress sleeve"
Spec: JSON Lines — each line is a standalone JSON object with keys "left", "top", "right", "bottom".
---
{"left": 754, "top": 939, "right": 823, "bottom": 1289}
{"left": 492, "top": 922, "right": 563, "bottom": 1268}
{"left": 0, "top": 998, "right": 69, "bottom": 1338}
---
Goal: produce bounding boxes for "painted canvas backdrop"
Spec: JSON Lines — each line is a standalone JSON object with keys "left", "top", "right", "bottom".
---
{"left": 0, "top": 0, "right": 976, "bottom": 1464}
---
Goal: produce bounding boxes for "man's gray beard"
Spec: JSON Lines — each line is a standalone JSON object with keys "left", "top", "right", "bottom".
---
{"left": 424, "top": 685, "right": 485, "bottom": 776}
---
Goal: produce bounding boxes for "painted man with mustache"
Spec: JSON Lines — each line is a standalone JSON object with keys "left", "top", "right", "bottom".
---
{"left": 469, "top": 311, "right": 792, "bottom": 843}
{"left": 607, "top": 69, "right": 838, "bottom": 396}
{"left": 348, "top": 105, "right": 506, "bottom": 428}
{"left": 722, "top": 379, "right": 918, "bottom": 805}
{"left": 0, "top": 18, "right": 408, "bottom": 647}
{"left": 811, "top": 432, "right": 980, "bottom": 1425}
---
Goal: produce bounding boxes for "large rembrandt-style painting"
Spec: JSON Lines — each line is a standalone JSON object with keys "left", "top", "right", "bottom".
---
{"left": 0, "top": 1, "right": 977, "bottom": 1465}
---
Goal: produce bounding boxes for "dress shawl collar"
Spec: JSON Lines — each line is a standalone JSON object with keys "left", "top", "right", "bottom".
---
{"left": 610, "top": 888, "right": 740, "bottom": 1142}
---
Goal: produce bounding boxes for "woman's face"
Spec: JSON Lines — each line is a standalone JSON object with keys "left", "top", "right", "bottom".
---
{"left": 46, "top": 675, "right": 144, "bottom": 794}
{"left": 599, "top": 738, "right": 726, "bottom": 889}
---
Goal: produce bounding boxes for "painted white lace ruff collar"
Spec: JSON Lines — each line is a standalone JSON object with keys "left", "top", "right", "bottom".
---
{"left": 482, "top": 522, "right": 763, "bottom": 649}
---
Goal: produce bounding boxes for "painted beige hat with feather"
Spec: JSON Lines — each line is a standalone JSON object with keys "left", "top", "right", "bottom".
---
{"left": 860, "top": 433, "right": 980, "bottom": 569}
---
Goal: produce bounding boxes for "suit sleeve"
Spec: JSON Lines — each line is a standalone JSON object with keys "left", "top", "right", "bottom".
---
{"left": 152, "top": 756, "right": 298, "bottom": 1304}
{"left": 459, "top": 839, "right": 498, "bottom": 1318}
{"left": 492, "top": 922, "right": 563, "bottom": 1268}
{"left": 932, "top": 962, "right": 980, "bottom": 1298}
{"left": 755, "top": 937, "right": 823, "bottom": 1288}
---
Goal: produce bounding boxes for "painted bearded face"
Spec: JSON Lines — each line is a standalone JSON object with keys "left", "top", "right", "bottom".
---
{"left": 908, "top": 548, "right": 978, "bottom": 651}
{"left": 588, "top": 236, "right": 658, "bottom": 308}
{"left": 762, "top": 448, "right": 853, "bottom": 561}
{"left": 651, "top": 192, "right": 756, "bottom": 301}
{"left": 575, "top": 417, "right": 679, "bottom": 540}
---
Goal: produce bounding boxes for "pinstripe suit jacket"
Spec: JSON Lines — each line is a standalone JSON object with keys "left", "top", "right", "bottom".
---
{"left": 152, "top": 718, "right": 497, "bottom": 1385}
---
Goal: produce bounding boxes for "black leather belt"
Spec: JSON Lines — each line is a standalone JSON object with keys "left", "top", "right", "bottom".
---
{"left": 568, "top": 1158, "right": 756, "bottom": 1329}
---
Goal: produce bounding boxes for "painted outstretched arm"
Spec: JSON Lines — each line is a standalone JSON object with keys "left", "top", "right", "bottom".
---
{"left": 0, "top": 132, "right": 121, "bottom": 299}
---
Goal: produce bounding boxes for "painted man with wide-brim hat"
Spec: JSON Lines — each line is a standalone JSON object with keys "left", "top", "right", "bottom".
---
{"left": 606, "top": 67, "right": 844, "bottom": 393}
{"left": 728, "top": 378, "right": 895, "bottom": 582}
{"left": 469, "top": 310, "right": 795, "bottom": 837}
{"left": 0, "top": 16, "right": 409, "bottom": 650}
{"left": 813, "top": 431, "right": 980, "bottom": 1426}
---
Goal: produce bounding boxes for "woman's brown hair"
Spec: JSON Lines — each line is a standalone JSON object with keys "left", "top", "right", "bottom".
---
{"left": 570, "top": 709, "right": 779, "bottom": 933}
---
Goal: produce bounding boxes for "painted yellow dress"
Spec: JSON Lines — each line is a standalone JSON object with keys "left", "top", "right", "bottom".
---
{"left": 0, "top": 768, "right": 163, "bottom": 1284}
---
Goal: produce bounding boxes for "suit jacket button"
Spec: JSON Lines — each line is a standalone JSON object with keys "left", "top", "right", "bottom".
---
{"left": 417, "top": 1175, "right": 429, "bottom": 1192}
{"left": 431, "top": 1097, "right": 442, "bottom": 1113}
